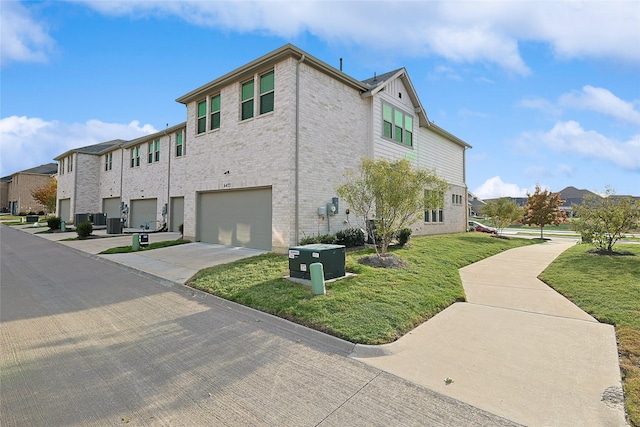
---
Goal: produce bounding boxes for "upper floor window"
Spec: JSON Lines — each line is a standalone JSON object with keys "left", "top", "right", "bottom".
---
{"left": 382, "top": 103, "right": 413, "bottom": 147}
{"left": 59, "top": 159, "right": 64, "bottom": 175}
{"left": 67, "top": 155, "right": 73, "bottom": 172}
{"left": 241, "top": 80, "right": 254, "bottom": 120}
{"left": 259, "top": 71, "right": 274, "bottom": 114}
{"left": 148, "top": 140, "right": 160, "bottom": 163}
{"left": 176, "top": 131, "right": 184, "bottom": 157}
{"left": 197, "top": 100, "right": 207, "bottom": 134}
{"left": 130, "top": 145, "right": 140, "bottom": 167}
{"left": 104, "top": 152, "right": 113, "bottom": 171}
{"left": 210, "top": 94, "right": 221, "bottom": 130}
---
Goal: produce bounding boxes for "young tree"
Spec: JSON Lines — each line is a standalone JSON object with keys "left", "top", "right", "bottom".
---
{"left": 572, "top": 188, "right": 640, "bottom": 253}
{"left": 31, "top": 177, "right": 57, "bottom": 214}
{"left": 337, "top": 158, "right": 448, "bottom": 256}
{"left": 522, "top": 185, "right": 567, "bottom": 239}
{"left": 481, "top": 198, "right": 523, "bottom": 236}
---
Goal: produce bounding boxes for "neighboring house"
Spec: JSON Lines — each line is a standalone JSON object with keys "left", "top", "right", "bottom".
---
{"left": 54, "top": 44, "right": 471, "bottom": 252}
{"left": 0, "top": 163, "right": 58, "bottom": 214}
{"left": 468, "top": 191, "right": 485, "bottom": 217}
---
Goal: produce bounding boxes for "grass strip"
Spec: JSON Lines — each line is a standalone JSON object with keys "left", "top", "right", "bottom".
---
{"left": 539, "top": 244, "right": 640, "bottom": 426}
{"left": 99, "top": 239, "right": 190, "bottom": 254}
{"left": 188, "top": 233, "right": 538, "bottom": 345}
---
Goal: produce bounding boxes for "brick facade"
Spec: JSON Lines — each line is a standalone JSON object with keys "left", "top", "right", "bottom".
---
{"left": 54, "top": 45, "right": 470, "bottom": 252}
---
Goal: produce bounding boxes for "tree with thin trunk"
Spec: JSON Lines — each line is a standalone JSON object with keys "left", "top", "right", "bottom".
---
{"left": 31, "top": 177, "right": 57, "bottom": 214}
{"left": 572, "top": 187, "right": 640, "bottom": 253}
{"left": 481, "top": 198, "right": 523, "bottom": 237}
{"left": 337, "top": 158, "right": 448, "bottom": 256}
{"left": 522, "top": 185, "right": 567, "bottom": 239}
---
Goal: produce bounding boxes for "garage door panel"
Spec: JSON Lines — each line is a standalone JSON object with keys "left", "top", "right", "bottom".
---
{"left": 130, "top": 199, "right": 157, "bottom": 230}
{"left": 102, "top": 197, "right": 121, "bottom": 219}
{"left": 198, "top": 188, "right": 272, "bottom": 250}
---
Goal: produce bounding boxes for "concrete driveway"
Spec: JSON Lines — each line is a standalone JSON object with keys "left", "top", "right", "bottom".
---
{"left": 1, "top": 225, "right": 517, "bottom": 426}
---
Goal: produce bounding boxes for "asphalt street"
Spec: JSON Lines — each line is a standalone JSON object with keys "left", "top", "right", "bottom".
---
{"left": 0, "top": 226, "right": 518, "bottom": 427}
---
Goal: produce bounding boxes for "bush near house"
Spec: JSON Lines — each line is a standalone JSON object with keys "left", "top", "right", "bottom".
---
{"left": 76, "top": 221, "right": 93, "bottom": 239}
{"left": 335, "top": 228, "right": 365, "bottom": 247}
{"left": 47, "top": 217, "right": 62, "bottom": 231}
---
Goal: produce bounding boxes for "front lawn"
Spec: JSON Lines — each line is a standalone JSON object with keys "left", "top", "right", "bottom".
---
{"left": 188, "top": 233, "right": 538, "bottom": 344}
{"left": 539, "top": 244, "right": 640, "bottom": 426}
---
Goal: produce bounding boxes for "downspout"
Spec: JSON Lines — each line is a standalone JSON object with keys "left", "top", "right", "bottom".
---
{"left": 295, "top": 54, "right": 306, "bottom": 245}
{"left": 120, "top": 145, "right": 124, "bottom": 223}
{"left": 164, "top": 127, "right": 171, "bottom": 230}
{"left": 73, "top": 153, "right": 78, "bottom": 219}
{"left": 463, "top": 147, "right": 469, "bottom": 229}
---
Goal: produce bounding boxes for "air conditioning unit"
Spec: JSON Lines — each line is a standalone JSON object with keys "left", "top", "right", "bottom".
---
{"left": 288, "top": 244, "right": 346, "bottom": 280}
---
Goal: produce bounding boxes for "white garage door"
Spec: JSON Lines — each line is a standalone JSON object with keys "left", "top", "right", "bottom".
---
{"left": 170, "top": 197, "right": 184, "bottom": 233}
{"left": 102, "top": 197, "right": 121, "bottom": 219}
{"left": 130, "top": 199, "right": 157, "bottom": 230}
{"left": 59, "top": 199, "right": 71, "bottom": 222}
{"left": 198, "top": 188, "right": 272, "bottom": 250}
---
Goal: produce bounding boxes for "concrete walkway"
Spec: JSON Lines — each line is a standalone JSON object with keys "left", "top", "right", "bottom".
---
{"left": 351, "top": 239, "right": 627, "bottom": 426}
{"left": 10, "top": 224, "right": 628, "bottom": 425}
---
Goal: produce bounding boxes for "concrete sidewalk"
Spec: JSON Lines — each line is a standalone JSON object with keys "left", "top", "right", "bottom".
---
{"left": 12, "top": 224, "right": 627, "bottom": 425}
{"left": 351, "top": 239, "right": 627, "bottom": 426}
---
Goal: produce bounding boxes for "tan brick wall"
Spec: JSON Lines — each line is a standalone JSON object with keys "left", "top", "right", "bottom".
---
{"left": 7, "top": 173, "right": 55, "bottom": 214}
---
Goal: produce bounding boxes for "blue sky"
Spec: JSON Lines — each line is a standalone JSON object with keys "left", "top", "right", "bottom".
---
{"left": 1, "top": 0, "right": 639, "bottom": 198}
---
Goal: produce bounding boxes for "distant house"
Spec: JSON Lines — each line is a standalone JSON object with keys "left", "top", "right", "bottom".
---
{"left": 0, "top": 164, "right": 58, "bottom": 215}
{"left": 54, "top": 44, "right": 471, "bottom": 252}
{"left": 557, "top": 186, "right": 599, "bottom": 216}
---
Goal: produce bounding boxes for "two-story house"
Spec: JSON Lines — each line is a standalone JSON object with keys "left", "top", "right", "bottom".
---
{"left": 55, "top": 44, "right": 471, "bottom": 253}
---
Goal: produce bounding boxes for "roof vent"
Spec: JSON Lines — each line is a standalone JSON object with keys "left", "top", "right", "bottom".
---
{"left": 373, "top": 72, "right": 377, "bottom": 82}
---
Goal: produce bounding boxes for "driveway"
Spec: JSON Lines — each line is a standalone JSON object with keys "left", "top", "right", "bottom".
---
{"left": 1, "top": 226, "right": 517, "bottom": 426}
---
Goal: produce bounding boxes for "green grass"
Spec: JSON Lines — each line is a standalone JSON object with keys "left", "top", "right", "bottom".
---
{"left": 99, "top": 239, "right": 190, "bottom": 254}
{"left": 188, "top": 233, "right": 538, "bottom": 345}
{"left": 539, "top": 244, "right": 640, "bottom": 426}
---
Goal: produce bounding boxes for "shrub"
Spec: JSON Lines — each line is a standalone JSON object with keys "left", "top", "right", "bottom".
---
{"left": 335, "top": 228, "right": 365, "bottom": 247}
{"left": 76, "top": 221, "right": 93, "bottom": 239}
{"left": 37, "top": 210, "right": 45, "bottom": 216}
{"left": 300, "top": 234, "right": 336, "bottom": 245}
{"left": 397, "top": 228, "right": 412, "bottom": 247}
{"left": 47, "top": 216, "right": 62, "bottom": 230}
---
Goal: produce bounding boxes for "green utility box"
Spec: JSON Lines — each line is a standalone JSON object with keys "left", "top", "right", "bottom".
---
{"left": 289, "top": 244, "right": 346, "bottom": 280}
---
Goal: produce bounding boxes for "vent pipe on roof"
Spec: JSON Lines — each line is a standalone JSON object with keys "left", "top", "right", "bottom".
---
{"left": 339, "top": 58, "right": 342, "bottom": 71}
{"left": 373, "top": 72, "right": 377, "bottom": 82}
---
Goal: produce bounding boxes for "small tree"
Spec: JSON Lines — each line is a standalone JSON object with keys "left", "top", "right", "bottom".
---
{"left": 522, "top": 185, "right": 567, "bottom": 239}
{"left": 481, "top": 198, "right": 523, "bottom": 236}
{"left": 337, "top": 158, "right": 448, "bottom": 255}
{"left": 573, "top": 188, "right": 640, "bottom": 253}
{"left": 31, "top": 177, "right": 57, "bottom": 214}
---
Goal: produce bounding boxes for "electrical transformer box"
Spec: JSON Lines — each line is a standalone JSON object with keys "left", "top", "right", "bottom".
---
{"left": 288, "top": 244, "right": 346, "bottom": 280}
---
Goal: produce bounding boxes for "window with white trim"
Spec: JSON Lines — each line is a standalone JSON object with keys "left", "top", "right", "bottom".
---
{"left": 241, "top": 80, "right": 254, "bottom": 120}
{"left": 130, "top": 145, "right": 141, "bottom": 167}
{"left": 176, "top": 131, "right": 184, "bottom": 157}
{"left": 197, "top": 100, "right": 206, "bottom": 134}
{"left": 67, "top": 155, "right": 73, "bottom": 173}
{"left": 382, "top": 102, "right": 413, "bottom": 147}
{"left": 148, "top": 140, "right": 160, "bottom": 163}
{"left": 210, "top": 94, "right": 220, "bottom": 130}
{"left": 259, "top": 71, "right": 274, "bottom": 114}
{"left": 104, "top": 152, "right": 112, "bottom": 171}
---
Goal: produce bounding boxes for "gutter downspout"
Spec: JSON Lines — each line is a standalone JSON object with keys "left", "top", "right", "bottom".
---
{"left": 164, "top": 127, "right": 171, "bottom": 231}
{"left": 295, "top": 54, "right": 306, "bottom": 245}
{"left": 120, "top": 146, "right": 125, "bottom": 225}
{"left": 73, "top": 154, "right": 78, "bottom": 220}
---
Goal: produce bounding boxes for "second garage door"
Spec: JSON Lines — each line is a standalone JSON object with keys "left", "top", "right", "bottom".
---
{"left": 130, "top": 198, "right": 157, "bottom": 230}
{"left": 198, "top": 188, "right": 272, "bottom": 250}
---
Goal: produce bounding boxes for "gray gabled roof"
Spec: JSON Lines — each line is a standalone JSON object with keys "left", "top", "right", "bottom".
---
{"left": 122, "top": 122, "right": 186, "bottom": 149}
{"left": 1, "top": 163, "right": 58, "bottom": 180}
{"left": 54, "top": 139, "right": 126, "bottom": 160}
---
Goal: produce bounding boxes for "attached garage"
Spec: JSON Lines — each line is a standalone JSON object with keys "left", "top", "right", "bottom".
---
{"left": 170, "top": 196, "right": 184, "bottom": 233}
{"left": 130, "top": 198, "right": 157, "bottom": 230}
{"left": 59, "top": 199, "right": 71, "bottom": 223}
{"left": 102, "top": 197, "right": 121, "bottom": 219}
{"left": 197, "top": 187, "right": 272, "bottom": 250}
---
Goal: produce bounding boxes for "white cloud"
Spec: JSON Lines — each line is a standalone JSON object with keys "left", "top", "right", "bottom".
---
{"left": 69, "top": 0, "right": 639, "bottom": 74}
{"left": 0, "top": 116, "right": 156, "bottom": 176}
{"left": 473, "top": 176, "right": 531, "bottom": 199}
{"left": 519, "top": 120, "right": 640, "bottom": 170}
{"left": 0, "top": 1, "right": 55, "bottom": 66}
{"left": 519, "top": 97, "right": 562, "bottom": 116}
{"left": 559, "top": 86, "right": 640, "bottom": 125}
